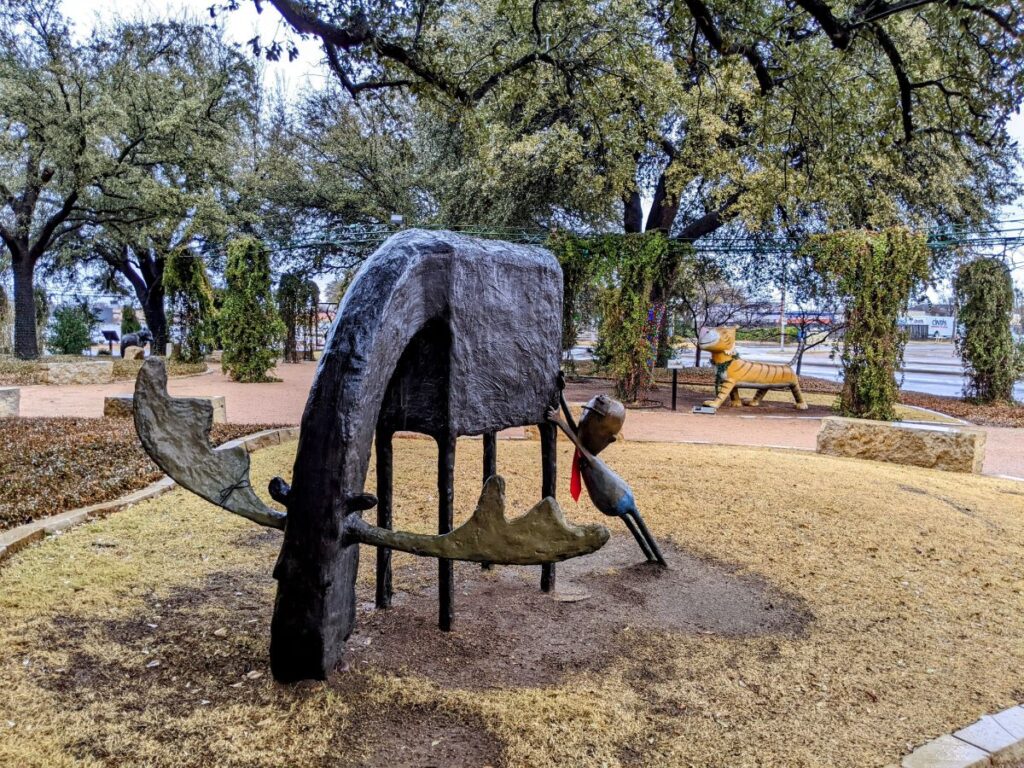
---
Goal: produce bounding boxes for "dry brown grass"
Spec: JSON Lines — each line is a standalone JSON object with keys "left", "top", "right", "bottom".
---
{"left": 0, "top": 439, "right": 1022, "bottom": 767}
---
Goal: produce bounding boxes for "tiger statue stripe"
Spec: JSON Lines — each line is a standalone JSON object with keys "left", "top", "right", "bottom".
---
{"left": 697, "top": 326, "right": 808, "bottom": 411}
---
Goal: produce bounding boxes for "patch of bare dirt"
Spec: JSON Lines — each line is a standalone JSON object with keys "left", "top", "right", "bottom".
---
{"left": 344, "top": 536, "right": 811, "bottom": 690}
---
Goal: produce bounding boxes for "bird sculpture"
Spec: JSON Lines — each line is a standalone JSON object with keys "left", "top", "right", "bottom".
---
{"left": 546, "top": 393, "right": 667, "bottom": 567}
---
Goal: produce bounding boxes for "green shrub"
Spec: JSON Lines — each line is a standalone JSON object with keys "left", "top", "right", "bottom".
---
{"left": 221, "top": 236, "right": 285, "bottom": 382}
{"left": 955, "top": 258, "right": 1019, "bottom": 403}
{"left": 47, "top": 301, "right": 99, "bottom": 355}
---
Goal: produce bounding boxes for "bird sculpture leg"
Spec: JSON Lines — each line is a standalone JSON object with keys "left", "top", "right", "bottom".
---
{"left": 621, "top": 512, "right": 657, "bottom": 562}
{"left": 626, "top": 509, "right": 667, "bottom": 567}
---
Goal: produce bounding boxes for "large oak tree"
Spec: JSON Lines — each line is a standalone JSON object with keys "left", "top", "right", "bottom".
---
{"left": 0, "top": 3, "right": 252, "bottom": 358}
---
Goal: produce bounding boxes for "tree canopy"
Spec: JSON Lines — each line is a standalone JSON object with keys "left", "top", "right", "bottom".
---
{"left": 0, "top": 1, "right": 256, "bottom": 357}
{"left": 257, "top": 0, "right": 1022, "bottom": 239}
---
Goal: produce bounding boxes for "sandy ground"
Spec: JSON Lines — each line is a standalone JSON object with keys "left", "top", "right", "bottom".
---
{"left": 17, "top": 361, "right": 1024, "bottom": 479}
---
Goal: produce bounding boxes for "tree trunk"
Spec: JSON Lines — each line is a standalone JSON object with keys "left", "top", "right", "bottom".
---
{"left": 623, "top": 191, "right": 644, "bottom": 233}
{"left": 113, "top": 251, "right": 168, "bottom": 357}
{"left": 12, "top": 250, "right": 39, "bottom": 359}
{"left": 646, "top": 173, "right": 681, "bottom": 234}
{"left": 142, "top": 283, "right": 168, "bottom": 356}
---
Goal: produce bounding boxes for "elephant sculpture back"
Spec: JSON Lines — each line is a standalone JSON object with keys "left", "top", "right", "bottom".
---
{"left": 272, "top": 229, "right": 564, "bottom": 680}
{"left": 305, "top": 229, "right": 563, "bottom": 440}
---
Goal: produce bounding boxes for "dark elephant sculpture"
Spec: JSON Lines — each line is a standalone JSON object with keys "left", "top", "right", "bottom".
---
{"left": 133, "top": 230, "right": 614, "bottom": 682}
{"left": 120, "top": 329, "right": 153, "bottom": 357}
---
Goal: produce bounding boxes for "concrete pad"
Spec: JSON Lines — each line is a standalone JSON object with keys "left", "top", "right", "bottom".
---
{"left": 992, "top": 707, "right": 1024, "bottom": 740}
{"left": 0, "top": 387, "right": 19, "bottom": 417}
{"left": 902, "top": 735, "right": 991, "bottom": 768}
{"left": 955, "top": 716, "right": 1020, "bottom": 755}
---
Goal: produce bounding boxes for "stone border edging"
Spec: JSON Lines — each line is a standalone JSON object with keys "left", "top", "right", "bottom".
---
{"left": 0, "top": 426, "right": 299, "bottom": 568}
{"left": 893, "top": 704, "right": 1024, "bottom": 767}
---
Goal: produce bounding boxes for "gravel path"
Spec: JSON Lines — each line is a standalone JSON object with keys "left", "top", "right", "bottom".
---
{"left": 16, "top": 360, "right": 1024, "bottom": 479}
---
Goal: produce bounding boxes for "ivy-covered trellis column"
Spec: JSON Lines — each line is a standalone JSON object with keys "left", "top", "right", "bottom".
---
{"left": 549, "top": 231, "right": 672, "bottom": 403}
{"left": 803, "top": 228, "right": 930, "bottom": 421}
{"left": 954, "top": 257, "right": 1021, "bottom": 403}
{"left": 164, "top": 250, "right": 216, "bottom": 363}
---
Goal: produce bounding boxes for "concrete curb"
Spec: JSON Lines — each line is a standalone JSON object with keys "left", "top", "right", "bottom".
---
{"left": 899, "top": 403, "right": 972, "bottom": 425}
{"left": 893, "top": 704, "right": 1024, "bottom": 767}
{"left": 0, "top": 426, "right": 299, "bottom": 569}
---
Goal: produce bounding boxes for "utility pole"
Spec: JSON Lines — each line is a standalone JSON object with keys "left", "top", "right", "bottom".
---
{"left": 779, "top": 266, "right": 787, "bottom": 351}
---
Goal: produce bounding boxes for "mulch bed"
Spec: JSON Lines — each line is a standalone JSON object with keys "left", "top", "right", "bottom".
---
{"left": 0, "top": 418, "right": 285, "bottom": 531}
{"left": 897, "top": 391, "right": 1024, "bottom": 428}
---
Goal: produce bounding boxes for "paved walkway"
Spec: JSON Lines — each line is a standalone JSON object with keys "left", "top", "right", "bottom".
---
{"left": 16, "top": 360, "right": 1024, "bottom": 479}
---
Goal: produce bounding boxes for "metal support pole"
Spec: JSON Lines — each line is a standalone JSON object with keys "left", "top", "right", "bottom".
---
{"left": 671, "top": 368, "right": 678, "bottom": 411}
{"left": 540, "top": 421, "right": 557, "bottom": 593}
{"left": 375, "top": 428, "right": 394, "bottom": 609}
{"left": 481, "top": 431, "right": 497, "bottom": 570}
{"left": 438, "top": 433, "right": 456, "bottom": 631}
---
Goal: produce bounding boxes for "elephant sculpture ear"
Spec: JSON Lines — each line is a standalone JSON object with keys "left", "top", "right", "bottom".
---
{"left": 133, "top": 358, "right": 286, "bottom": 529}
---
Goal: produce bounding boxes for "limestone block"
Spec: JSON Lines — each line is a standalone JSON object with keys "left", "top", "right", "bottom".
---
{"left": 0, "top": 387, "right": 19, "bottom": 417}
{"left": 202, "top": 395, "right": 227, "bottom": 424}
{"left": 123, "top": 345, "right": 144, "bottom": 361}
{"left": 41, "top": 359, "right": 114, "bottom": 385}
{"left": 104, "top": 393, "right": 226, "bottom": 423}
{"left": 816, "top": 416, "right": 986, "bottom": 474}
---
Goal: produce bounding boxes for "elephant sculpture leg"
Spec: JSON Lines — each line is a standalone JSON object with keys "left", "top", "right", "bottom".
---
{"left": 375, "top": 427, "right": 394, "bottom": 610}
{"left": 481, "top": 431, "right": 497, "bottom": 571}
{"left": 437, "top": 432, "right": 456, "bottom": 631}
{"left": 540, "top": 421, "right": 557, "bottom": 593}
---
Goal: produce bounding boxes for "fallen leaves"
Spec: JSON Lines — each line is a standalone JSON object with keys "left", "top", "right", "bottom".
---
{"left": 0, "top": 417, "right": 285, "bottom": 530}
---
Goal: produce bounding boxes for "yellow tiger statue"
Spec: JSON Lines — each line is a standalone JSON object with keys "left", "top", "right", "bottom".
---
{"left": 697, "top": 326, "right": 808, "bottom": 410}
